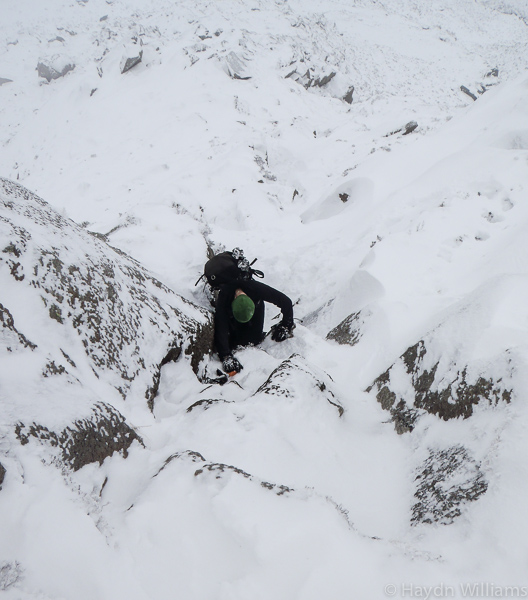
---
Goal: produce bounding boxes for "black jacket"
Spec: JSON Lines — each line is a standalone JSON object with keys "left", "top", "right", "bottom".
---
{"left": 214, "top": 279, "right": 294, "bottom": 360}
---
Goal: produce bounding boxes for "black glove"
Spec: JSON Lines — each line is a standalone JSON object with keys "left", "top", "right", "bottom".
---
{"left": 270, "top": 322, "right": 295, "bottom": 342}
{"left": 222, "top": 355, "right": 243, "bottom": 374}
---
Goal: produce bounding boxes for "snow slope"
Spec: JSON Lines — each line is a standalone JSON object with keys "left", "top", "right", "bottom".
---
{"left": 1, "top": 0, "right": 528, "bottom": 598}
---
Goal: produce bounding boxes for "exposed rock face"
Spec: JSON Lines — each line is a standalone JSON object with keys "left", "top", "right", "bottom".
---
{"left": 365, "top": 288, "right": 519, "bottom": 525}
{"left": 0, "top": 178, "right": 215, "bottom": 470}
{"left": 121, "top": 49, "right": 143, "bottom": 74}
{"left": 0, "top": 177, "right": 213, "bottom": 403}
{"left": 412, "top": 446, "right": 488, "bottom": 525}
{"left": 327, "top": 311, "right": 362, "bottom": 346}
{"left": 254, "top": 353, "right": 344, "bottom": 417}
{"left": 367, "top": 340, "right": 512, "bottom": 433}
{"left": 224, "top": 51, "right": 251, "bottom": 80}
{"left": 343, "top": 85, "right": 354, "bottom": 104}
{"left": 0, "top": 302, "right": 37, "bottom": 352}
{"left": 286, "top": 67, "right": 336, "bottom": 89}
{"left": 0, "top": 463, "right": 5, "bottom": 489}
{"left": 385, "top": 120, "right": 419, "bottom": 137}
{"left": 37, "top": 60, "right": 75, "bottom": 82}
{"left": 460, "top": 85, "right": 478, "bottom": 101}
{"left": 15, "top": 402, "right": 142, "bottom": 471}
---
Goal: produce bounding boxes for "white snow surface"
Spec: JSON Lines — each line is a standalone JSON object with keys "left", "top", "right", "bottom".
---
{"left": 1, "top": 0, "right": 528, "bottom": 598}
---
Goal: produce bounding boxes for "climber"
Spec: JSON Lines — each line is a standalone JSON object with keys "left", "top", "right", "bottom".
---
{"left": 214, "top": 280, "right": 295, "bottom": 374}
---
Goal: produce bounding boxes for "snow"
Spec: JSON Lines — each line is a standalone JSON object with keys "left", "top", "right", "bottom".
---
{"left": 1, "top": 0, "right": 528, "bottom": 598}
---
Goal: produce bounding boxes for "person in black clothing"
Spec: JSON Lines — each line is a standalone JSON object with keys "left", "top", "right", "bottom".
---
{"left": 215, "top": 279, "right": 295, "bottom": 374}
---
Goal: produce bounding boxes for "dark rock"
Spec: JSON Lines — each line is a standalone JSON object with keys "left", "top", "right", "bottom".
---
{"left": 385, "top": 120, "right": 419, "bottom": 137}
{"left": 15, "top": 402, "right": 143, "bottom": 471}
{"left": 0, "top": 302, "right": 37, "bottom": 352}
{"left": 146, "top": 345, "right": 182, "bottom": 411}
{"left": 368, "top": 340, "right": 513, "bottom": 432}
{"left": 314, "top": 72, "right": 336, "bottom": 87}
{"left": 0, "top": 463, "right": 5, "bottom": 488}
{"left": 412, "top": 446, "right": 488, "bottom": 525}
{"left": 121, "top": 50, "right": 143, "bottom": 74}
{"left": 327, "top": 312, "right": 362, "bottom": 346}
{"left": 460, "top": 85, "right": 478, "bottom": 101}
{"left": 286, "top": 68, "right": 336, "bottom": 90}
{"left": 486, "top": 68, "right": 499, "bottom": 78}
{"left": 0, "top": 178, "right": 214, "bottom": 404}
{"left": 224, "top": 52, "right": 251, "bottom": 80}
{"left": 402, "top": 121, "right": 418, "bottom": 135}
{"left": 42, "top": 360, "right": 67, "bottom": 377}
{"left": 343, "top": 86, "right": 354, "bottom": 104}
{"left": 37, "top": 61, "right": 75, "bottom": 82}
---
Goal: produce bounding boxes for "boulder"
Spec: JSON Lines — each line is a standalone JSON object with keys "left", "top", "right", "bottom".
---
{"left": 224, "top": 51, "right": 251, "bottom": 80}
{"left": 37, "top": 59, "right": 75, "bottom": 82}
{"left": 385, "top": 120, "right": 419, "bottom": 137}
{"left": 286, "top": 67, "right": 336, "bottom": 90}
{"left": 120, "top": 49, "right": 143, "bottom": 74}
{"left": 343, "top": 85, "right": 354, "bottom": 104}
{"left": 460, "top": 85, "right": 478, "bottom": 101}
{"left": 412, "top": 446, "right": 488, "bottom": 525}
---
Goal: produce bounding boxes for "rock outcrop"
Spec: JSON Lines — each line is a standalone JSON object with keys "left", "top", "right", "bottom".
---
{"left": 0, "top": 178, "right": 213, "bottom": 403}
{"left": 15, "top": 402, "right": 142, "bottom": 471}
{"left": 412, "top": 446, "right": 488, "bottom": 525}
{"left": 37, "top": 59, "right": 75, "bottom": 82}
{"left": 120, "top": 49, "right": 143, "bottom": 74}
{"left": 0, "top": 178, "right": 215, "bottom": 470}
{"left": 254, "top": 353, "right": 344, "bottom": 417}
{"left": 365, "top": 281, "right": 523, "bottom": 525}
{"left": 327, "top": 311, "right": 362, "bottom": 346}
{"left": 367, "top": 339, "right": 513, "bottom": 433}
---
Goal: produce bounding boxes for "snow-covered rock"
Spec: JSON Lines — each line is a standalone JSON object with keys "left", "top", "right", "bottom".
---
{"left": 2, "top": 0, "right": 528, "bottom": 596}
{"left": 1, "top": 178, "right": 214, "bottom": 475}
{"left": 412, "top": 445, "right": 488, "bottom": 526}
{"left": 36, "top": 58, "right": 75, "bottom": 82}
{"left": 366, "top": 276, "right": 524, "bottom": 433}
{"left": 253, "top": 353, "right": 344, "bottom": 417}
{"left": 120, "top": 46, "right": 143, "bottom": 74}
